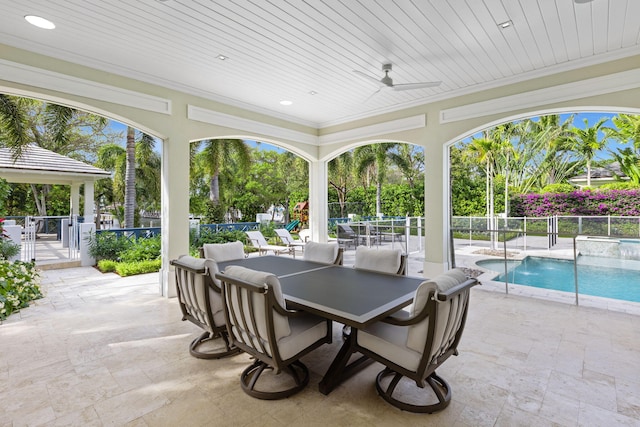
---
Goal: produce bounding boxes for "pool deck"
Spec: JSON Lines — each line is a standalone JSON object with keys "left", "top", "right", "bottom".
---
{"left": 454, "top": 239, "right": 640, "bottom": 317}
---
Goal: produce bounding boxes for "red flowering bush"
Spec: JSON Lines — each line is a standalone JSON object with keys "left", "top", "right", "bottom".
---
{"left": 511, "top": 189, "right": 640, "bottom": 217}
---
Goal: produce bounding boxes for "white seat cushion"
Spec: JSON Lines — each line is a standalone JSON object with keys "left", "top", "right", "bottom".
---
{"left": 354, "top": 246, "right": 401, "bottom": 274}
{"left": 358, "top": 321, "right": 422, "bottom": 371}
{"left": 278, "top": 313, "right": 328, "bottom": 360}
{"left": 303, "top": 241, "right": 339, "bottom": 264}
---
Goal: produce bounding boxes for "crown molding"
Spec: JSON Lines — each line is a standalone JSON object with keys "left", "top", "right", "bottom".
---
{"left": 318, "top": 114, "right": 426, "bottom": 145}
{"left": 187, "top": 105, "right": 318, "bottom": 146}
{"left": 0, "top": 59, "right": 171, "bottom": 114}
{"left": 440, "top": 68, "right": 640, "bottom": 124}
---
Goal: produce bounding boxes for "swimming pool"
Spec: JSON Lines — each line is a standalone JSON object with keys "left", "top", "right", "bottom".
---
{"left": 476, "top": 256, "right": 640, "bottom": 303}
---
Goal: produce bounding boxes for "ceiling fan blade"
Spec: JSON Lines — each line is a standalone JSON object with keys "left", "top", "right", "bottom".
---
{"left": 353, "top": 70, "right": 385, "bottom": 87}
{"left": 391, "top": 81, "right": 441, "bottom": 91}
{"left": 363, "top": 88, "right": 382, "bottom": 103}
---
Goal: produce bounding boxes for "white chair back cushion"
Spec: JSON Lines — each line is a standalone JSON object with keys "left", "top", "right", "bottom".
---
{"left": 303, "top": 241, "right": 339, "bottom": 264}
{"left": 354, "top": 246, "right": 401, "bottom": 274}
{"left": 202, "top": 241, "right": 244, "bottom": 262}
{"left": 222, "top": 265, "right": 291, "bottom": 342}
{"left": 406, "top": 268, "right": 468, "bottom": 353}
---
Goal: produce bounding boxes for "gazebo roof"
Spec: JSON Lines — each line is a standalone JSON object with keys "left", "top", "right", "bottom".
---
{"left": 0, "top": 145, "right": 111, "bottom": 185}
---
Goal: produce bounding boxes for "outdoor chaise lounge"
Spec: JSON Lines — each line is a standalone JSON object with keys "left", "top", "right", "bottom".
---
{"left": 245, "top": 230, "right": 294, "bottom": 257}
{"left": 170, "top": 255, "right": 241, "bottom": 359}
{"left": 274, "top": 228, "right": 306, "bottom": 254}
{"left": 352, "top": 268, "right": 477, "bottom": 413}
{"left": 215, "top": 266, "right": 332, "bottom": 399}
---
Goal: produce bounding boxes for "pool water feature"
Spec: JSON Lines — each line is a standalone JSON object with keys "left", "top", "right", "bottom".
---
{"left": 477, "top": 256, "right": 640, "bottom": 303}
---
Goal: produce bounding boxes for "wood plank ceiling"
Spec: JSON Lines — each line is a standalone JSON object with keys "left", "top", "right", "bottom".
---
{"left": 0, "top": 0, "right": 638, "bottom": 127}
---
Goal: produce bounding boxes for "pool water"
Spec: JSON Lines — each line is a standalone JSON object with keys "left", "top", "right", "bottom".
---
{"left": 477, "top": 256, "right": 640, "bottom": 303}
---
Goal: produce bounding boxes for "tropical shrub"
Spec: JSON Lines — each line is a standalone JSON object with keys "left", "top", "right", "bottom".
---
{"left": 600, "top": 182, "right": 640, "bottom": 190}
{"left": 0, "top": 218, "right": 20, "bottom": 260}
{"left": 540, "top": 183, "right": 576, "bottom": 194}
{"left": 97, "top": 259, "right": 118, "bottom": 273}
{"left": 0, "top": 261, "right": 42, "bottom": 320}
{"left": 115, "top": 259, "right": 162, "bottom": 276}
{"left": 87, "top": 231, "right": 133, "bottom": 261}
{"left": 118, "top": 235, "right": 161, "bottom": 262}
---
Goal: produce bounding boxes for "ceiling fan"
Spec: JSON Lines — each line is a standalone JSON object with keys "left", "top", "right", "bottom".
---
{"left": 354, "top": 63, "right": 441, "bottom": 94}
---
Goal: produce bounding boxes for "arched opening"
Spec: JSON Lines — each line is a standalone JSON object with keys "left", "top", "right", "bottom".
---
{"left": 0, "top": 92, "right": 162, "bottom": 267}
{"left": 446, "top": 107, "right": 640, "bottom": 306}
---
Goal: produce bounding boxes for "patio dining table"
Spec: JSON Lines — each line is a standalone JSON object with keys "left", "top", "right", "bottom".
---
{"left": 216, "top": 255, "right": 425, "bottom": 394}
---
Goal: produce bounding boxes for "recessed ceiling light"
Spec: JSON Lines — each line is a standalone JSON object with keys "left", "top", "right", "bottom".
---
{"left": 24, "top": 15, "right": 55, "bottom": 29}
{"left": 216, "top": 54, "right": 228, "bottom": 60}
{"left": 279, "top": 100, "right": 293, "bottom": 106}
{"left": 309, "top": 91, "right": 317, "bottom": 95}
{"left": 498, "top": 20, "right": 512, "bottom": 29}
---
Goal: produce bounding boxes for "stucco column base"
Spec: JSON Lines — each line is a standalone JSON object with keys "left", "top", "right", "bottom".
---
{"left": 161, "top": 267, "right": 177, "bottom": 298}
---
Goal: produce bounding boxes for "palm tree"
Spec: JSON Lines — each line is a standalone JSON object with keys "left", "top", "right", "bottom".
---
{"left": 0, "top": 96, "right": 109, "bottom": 217}
{"left": 518, "top": 114, "right": 577, "bottom": 190}
{"left": 353, "top": 143, "right": 400, "bottom": 216}
{"left": 328, "top": 152, "right": 355, "bottom": 218}
{"left": 0, "top": 94, "right": 29, "bottom": 157}
{"left": 571, "top": 118, "right": 609, "bottom": 187}
{"left": 124, "top": 126, "right": 136, "bottom": 228}
{"left": 604, "top": 114, "right": 640, "bottom": 154}
{"left": 199, "top": 139, "right": 251, "bottom": 205}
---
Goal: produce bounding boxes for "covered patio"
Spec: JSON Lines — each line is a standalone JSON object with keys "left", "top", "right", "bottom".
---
{"left": 2, "top": 265, "right": 639, "bottom": 425}
{"left": 0, "top": 0, "right": 639, "bottom": 296}
{"left": 1, "top": 3, "right": 640, "bottom": 423}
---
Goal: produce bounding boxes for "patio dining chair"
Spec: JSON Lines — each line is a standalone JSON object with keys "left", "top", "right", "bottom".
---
{"left": 352, "top": 268, "right": 478, "bottom": 413}
{"left": 274, "top": 228, "right": 306, "bottom": 254}
{"left": 215, "top": 266, "right": 332, "bottom": 399}
{"left": 245, "top": 230, "right": 294, "bottom": 257}
{"left": 199, "top": 240, "right": 246, "bottom": 262}
{"left": 343, "top": 246, "right": 407, "bottom": 338}
{"left": 170, "top": 255, "right": 241, "bottom": 359}
{"left": 303, "top": 241, "right": 343, "bottom": 265}
{"left": 354, "top": 246, "right": 406, "bottom": 275}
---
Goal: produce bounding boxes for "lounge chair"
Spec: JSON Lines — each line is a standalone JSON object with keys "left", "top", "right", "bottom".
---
{"left": 336, "top": 224, "right": 358, "bottom": 249}
{"left": 215, "top": 266, "right": 332, "bottom": 399}
{"left": 274, "top": 228, "right": 306, "bottom": 253}
{"left": 352, "top": 269, "right": 478, "bottom": 413}
{"left": 245, "top": 230, "right": 294, "bottom": 257}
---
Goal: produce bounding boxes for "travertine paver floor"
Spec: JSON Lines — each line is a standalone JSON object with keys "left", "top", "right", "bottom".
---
{"left": 2, "top": 265, "right": 640, "bottom": 426}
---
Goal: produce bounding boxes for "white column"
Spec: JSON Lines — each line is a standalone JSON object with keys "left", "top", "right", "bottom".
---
{"left": 79, "top": 222, "right": 96, "bottom": 266}
{"left": 308, "top": 160, "right": 328, "bottom": 243}
{"left": 83, "top": 181, "right": 94, "bottom": 221}
{"left": 422, "top": 140, "right": 448, "bottom": 277}
{"left": 160, "top": 134, "right": 191, "bottom": 297}
{"left": 70, "top": 182, "right": 80, "bottom": 216}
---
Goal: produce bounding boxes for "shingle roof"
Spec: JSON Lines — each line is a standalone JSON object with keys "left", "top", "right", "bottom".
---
{"left": 0, "top": 145, "right": 111, "bottom": 184}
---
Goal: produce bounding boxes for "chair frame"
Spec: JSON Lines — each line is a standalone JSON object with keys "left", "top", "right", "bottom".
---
{"left": 354, "top": 277, "right": 478, "bottom": 413}
{"left": 170, "top": 258, "right": 241, "bottom": 359}
{"left": 216, "top": 271, "right": 332, "bottom": 400}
